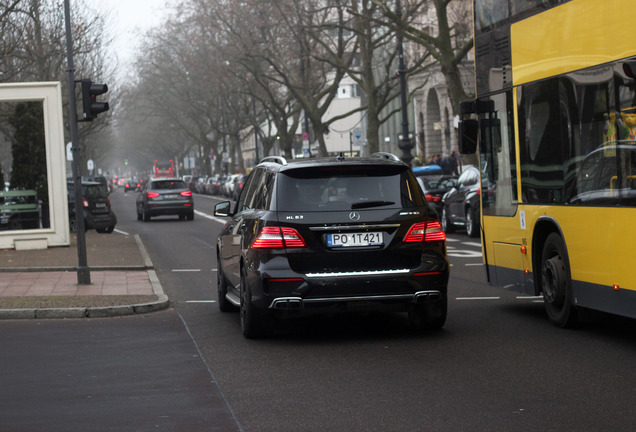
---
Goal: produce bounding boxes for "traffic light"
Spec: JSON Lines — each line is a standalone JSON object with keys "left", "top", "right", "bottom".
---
{"left": 80, "top": 79, "right": 109, "bottom": 121}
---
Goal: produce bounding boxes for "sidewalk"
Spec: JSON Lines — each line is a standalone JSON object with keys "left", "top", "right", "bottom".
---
{"left": 0, "top": 231, "right": 170, "bottom": 319}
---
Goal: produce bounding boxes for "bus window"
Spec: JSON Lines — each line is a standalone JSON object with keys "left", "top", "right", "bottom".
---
{"left": 561, "top": 61, "right": 636, "bottom": 207}
{"left": 518, "top": 78, "right": 568, "bottom": 204}
{"left": 480, "top": 91, "right": 517, "bottom": 216}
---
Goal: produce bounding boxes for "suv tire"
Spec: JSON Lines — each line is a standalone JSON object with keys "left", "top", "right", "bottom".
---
{"left": 408, "top": 294, "right": 447, "bottom": 331}
{"left": 240, "top": 268, "right": 272, "bottom": 339}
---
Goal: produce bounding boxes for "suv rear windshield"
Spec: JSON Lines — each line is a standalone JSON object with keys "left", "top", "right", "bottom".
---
{"left": 150, "top": 180, "right": 186, "bottom": 190}
{"left": 276, "top": 165, "right": 425, "bottom": 211}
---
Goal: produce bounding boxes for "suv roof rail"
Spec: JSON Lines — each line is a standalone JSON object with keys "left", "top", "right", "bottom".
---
{"left": 260, "top": 156, "right": 288, "bottom": 166}
{"left": 370, "top": 152, "right": 401, "bottom": 162}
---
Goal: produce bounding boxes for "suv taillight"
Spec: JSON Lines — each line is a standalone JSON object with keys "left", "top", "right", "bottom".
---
{"left": 147, "top": 192, "right": 160, "bottom": 198}
{"left": 403, "top": 221, "right": 446, "bottom": 242}
{"left": 82, "top": 199, "right": 89, "bottom": 209}
{"left": 252, "top": 227, "right": 306, "bottom": 249}
{"left": 180, "top": 190, "right": 192, "bottom": 197}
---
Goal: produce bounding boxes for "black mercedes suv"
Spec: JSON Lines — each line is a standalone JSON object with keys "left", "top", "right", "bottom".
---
{"left": 214, "top": 154, "right": 449, "bottom": 338}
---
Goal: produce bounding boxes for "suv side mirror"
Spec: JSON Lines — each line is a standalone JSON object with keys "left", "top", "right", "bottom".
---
{"left": 214, "top": 201, "right": 233, "bottom": 217}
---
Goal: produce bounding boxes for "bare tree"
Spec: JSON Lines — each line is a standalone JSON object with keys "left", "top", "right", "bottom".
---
{"left": 0, "top": 0, "right": 115, "bottom": 175}
{"left": 373, "top": 0, "right": 473, "bottom": 115}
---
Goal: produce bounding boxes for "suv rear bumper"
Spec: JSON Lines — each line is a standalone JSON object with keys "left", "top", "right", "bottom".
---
{"left": 85, "top": 210, "right": 117, "bottom": 230}
{"left": 242, "top": 263, "right": 448, "bottom": 316}
{"left": 269, "top": 289, "right": 443, "bottom": 311}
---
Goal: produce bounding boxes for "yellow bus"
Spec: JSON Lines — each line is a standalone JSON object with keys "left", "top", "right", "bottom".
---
{"left": 459, "top": 0, "right": 636, "bottom": 327}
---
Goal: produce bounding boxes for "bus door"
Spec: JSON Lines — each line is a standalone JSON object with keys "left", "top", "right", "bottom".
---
{"left": 477, "top": 92, "right": 531, "bottom": 292}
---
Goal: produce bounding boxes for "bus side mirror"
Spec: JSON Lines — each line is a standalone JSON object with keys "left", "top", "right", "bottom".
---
{"left": 458, "top": 119, "right": 478, "bottom": 154}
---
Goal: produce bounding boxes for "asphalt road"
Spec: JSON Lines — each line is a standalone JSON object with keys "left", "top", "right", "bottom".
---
{"left": 0, "top": 309, "right": 241, "bottom": 431}
{"left": 5, "top": 188, "right": 636, "bottom": 431}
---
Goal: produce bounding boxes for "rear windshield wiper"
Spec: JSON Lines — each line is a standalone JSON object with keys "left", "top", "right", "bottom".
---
{"left": 351, "top": 200, "right": 395, "bottom": 209}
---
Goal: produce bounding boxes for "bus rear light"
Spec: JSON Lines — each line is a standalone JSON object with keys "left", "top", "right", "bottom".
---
{"left": 614, "top": 284, "right": 620, "bottom": 291}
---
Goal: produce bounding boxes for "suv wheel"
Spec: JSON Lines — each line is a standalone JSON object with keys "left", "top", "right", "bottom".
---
{"left": 408, "top": 293, "right": 447, "bottom": 331}
{"left": 240, "top": 268, "right": 272, "bottom": 339}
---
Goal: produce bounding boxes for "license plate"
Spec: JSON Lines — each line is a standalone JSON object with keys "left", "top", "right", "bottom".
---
{"left": 164, "top": 194, "right": 178, "bottom": 199}
{"left": 327, "top": 232, "right": 383, "bottom": 247}
{"left": 95, "top": 203, "right": 106, "bottom": 208}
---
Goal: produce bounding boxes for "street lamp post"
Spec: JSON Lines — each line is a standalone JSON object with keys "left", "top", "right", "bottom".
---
{"left": 396, "top": 0, "right": 414, "bottom": 166}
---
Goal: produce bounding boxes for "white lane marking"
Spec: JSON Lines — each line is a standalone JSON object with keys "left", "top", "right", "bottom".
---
{"left": 194, "top": 209, "right": 226, "bottom": 224}
{"left": 456, "top": 297, "right": 500, "bottom": 300}
{"left": 465, "top": 263, "right": 483, "bottom": 266}
{"left": 172, "top": 269, "right": 201, "bottom": 272}
{"left": 114, "top": 228, "right": 129, "bottom": 235}
{"left": 445, "top": 238, "right": 460, "bottom": 242}
{"left": 448, "top": 250, "right": 483, "bottom": 258}
{"left": 463, "top": 242, "right": 482, "bottom": 248}
{"left": 185, "top": 300, "right": 216, "bottom": 303}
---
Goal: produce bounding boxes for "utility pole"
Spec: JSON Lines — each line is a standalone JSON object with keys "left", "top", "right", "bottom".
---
{"left": 64, "top": 0, "right": 90, "bottom": 284}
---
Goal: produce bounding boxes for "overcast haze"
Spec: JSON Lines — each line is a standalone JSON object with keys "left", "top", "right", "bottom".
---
{"left": 83, "top": 0, "right": 170, "bottom": 76}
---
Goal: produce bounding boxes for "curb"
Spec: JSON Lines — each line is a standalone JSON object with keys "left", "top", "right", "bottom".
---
{"left": 0, "top": 234, "right": 171, "bottom": 319}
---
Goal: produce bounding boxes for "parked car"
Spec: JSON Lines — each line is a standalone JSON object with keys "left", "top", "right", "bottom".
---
{"left": 67, "top": 180, "right": 117, "bottom": 233}
{"left": 214, "top": 154, "right": 449, "bottom": 338}
{"left": 222, "top": 174, "right": 238, "bottom": 197}
{"left": 416, "top": 175, "right": 457, "bottom": 217}
{"left": 212, "top": 175, "right": 226, "bottom": 195}
{"left": 232, "top": 174, "right": 247, "bottom": 201}
{"left": 412, "top": 165, "right": 443, "bottom": 176}
{"left": 187, "top": 175, "right": 201, "bottom": 192}
{"left": 440, "top": 166, "right": 481, "bottom": 237}
{"left": 204, "top": 175, "right": 221, "bottom": 195}
{"left": 136, "top": 177, "right": 194, "bottom": 221}
{"left": 194, "top": 176, "right": 208, "bottom": 194}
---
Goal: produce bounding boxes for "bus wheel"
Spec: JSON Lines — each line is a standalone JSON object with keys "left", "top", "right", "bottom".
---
{"left": 541, "top": 233, "right": 577, "bottom": 328}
